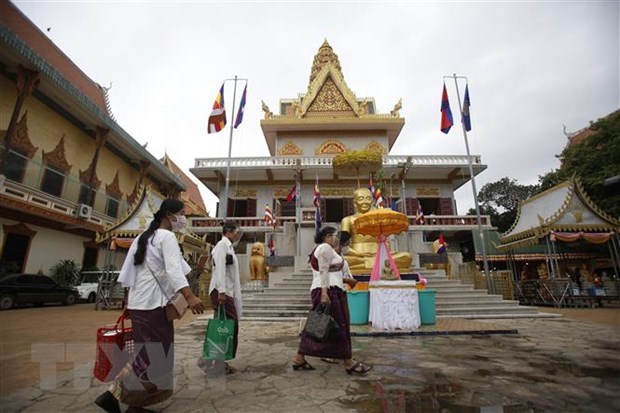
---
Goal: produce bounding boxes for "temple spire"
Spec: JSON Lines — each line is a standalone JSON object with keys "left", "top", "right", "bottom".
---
{"left": 309, "top": 39, "right": 342, "bottom": 83}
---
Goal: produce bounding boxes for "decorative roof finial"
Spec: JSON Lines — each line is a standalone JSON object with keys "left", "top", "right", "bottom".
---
{"left": 309, "top": 39, "right": 342, "bottom": 83}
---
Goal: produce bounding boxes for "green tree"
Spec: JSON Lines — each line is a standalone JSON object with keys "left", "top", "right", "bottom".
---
{"left": 470, "top": 177, "right": 540, "bottom": 233}
{"left": 50, "top": 259, "right": 81, "bottom": 287}
{"left": 539, "top": 110, "right": 620, "bottom": 217}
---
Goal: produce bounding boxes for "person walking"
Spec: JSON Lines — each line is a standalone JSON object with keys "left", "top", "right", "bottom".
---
{"left": 292, "top": 226, "right": 371, "bottom": 375}
{"left": 95, "top": 199, "right": 205, "bottom": 413}
{"left": 208, "top": 220, "right": 243, "bottom": 374}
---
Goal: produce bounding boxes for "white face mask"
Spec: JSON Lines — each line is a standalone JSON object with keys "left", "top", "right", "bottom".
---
{"left": 170, "top": 214, "right": 187, "bottom": 232}
{"left": 341, "top": 246, "right": 351, "bottom": 255}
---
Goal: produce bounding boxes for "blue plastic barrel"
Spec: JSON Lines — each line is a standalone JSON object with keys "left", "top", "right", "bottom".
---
{"left": 418, "top": 289, "right": 437, "bottom": 325}
{"left": 347, "top": 291, "right": 370, "bottom": 325}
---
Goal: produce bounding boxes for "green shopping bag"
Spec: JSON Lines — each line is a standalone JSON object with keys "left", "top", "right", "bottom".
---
{"left": 202, "top": 306, "right": 235, "bottom": 361}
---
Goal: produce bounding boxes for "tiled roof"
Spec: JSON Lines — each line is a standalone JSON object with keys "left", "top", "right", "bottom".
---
{"left": 0, "top": 1, "right": 109, "bottom": 115}
{"left": 162, "top": 155, "right": 209, "bottom": 217}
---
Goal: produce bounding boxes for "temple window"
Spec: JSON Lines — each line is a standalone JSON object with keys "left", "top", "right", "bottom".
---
{"left": 227, "top": 198, "right": 256, "bottom": 217}
{"left": 276, "top": 198, "right": 296, "bottom": 217}
{"left": 40, "top": 165, "right": 65, "bottom": 197}
{"left": 78, "top": 184, "right": 96, "bottom": 207}
{"left": 105, "top": 196, "right": 119, "bottom": 218}
{"left": 324, "top": 198, "right": 343, "bottom": 223}
{"left": 5, "top": 150, "right": 28, "bottom": 183}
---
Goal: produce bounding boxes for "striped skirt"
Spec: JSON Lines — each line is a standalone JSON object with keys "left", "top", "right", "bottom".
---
{"left": 109, "top": 307, "right": 174, "bottom": 407}
{"left": 210, "top": 289, "right": 240, "bottom": 358}
{"left": 297, "top": 286, "right": 352, "bottom": 360}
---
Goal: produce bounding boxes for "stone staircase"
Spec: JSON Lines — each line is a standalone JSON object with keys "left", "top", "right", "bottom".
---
{"left": 241, "top": 269, "right": 550, "bottom": 321}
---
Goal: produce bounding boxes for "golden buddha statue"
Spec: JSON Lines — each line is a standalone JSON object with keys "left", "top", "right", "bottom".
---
{"left": 340, "top": 188, "right": 412, "bottom": 274}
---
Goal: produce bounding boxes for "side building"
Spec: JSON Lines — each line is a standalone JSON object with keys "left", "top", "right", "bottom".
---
{"left": 190, "top": 40, "right": 493, "bottom": 271}
{"left": 0, "top": 2, "right": 188, "bottom": 274}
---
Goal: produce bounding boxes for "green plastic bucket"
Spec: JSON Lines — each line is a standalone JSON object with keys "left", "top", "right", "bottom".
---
{"left": 347, "top": 291, "right": 370, "bottom": 325}
{"left": 418, "top": 289, "right": 437, "bottom": 325}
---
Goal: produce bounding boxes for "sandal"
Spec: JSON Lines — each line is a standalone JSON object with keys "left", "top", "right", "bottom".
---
{"left": 345, "top": 361, "right": 372, "bottom": 375}
{"left": 292, "top": 360, "right": 316, "bottom": 371}
{"left": 320, "top": 358, "right": 339, "bottom": 364}
{"left": 95, "top": 391, "right": 121, "bottom": 413}
{"left": 225, "top": 363, "right": 237, "bottom": 375}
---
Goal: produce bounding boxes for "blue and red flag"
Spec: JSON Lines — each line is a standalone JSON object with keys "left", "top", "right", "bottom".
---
{"left": 285, "top": 183, "right": 297, "bottom": 202}
{"left": 233, "top": 84, "right": 247, "bottom": 129}
{"left": 440, "top": 83, "right": 453, "bottom": 134}
{"left": 437, "top": 233, "right": 447, "bottom": 253}
{"left": 208, "top": 83, "right": 226, "bottom": 134}
{"left": 462, "top": 84, "right": 471, "bottom": 132}
{"left": 368, "top": 174, "right": 376, "bottom": 198}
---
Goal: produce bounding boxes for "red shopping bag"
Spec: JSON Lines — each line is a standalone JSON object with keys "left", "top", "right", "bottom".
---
{"left": 93, "top": 312, "right": 134, "bottom": 382}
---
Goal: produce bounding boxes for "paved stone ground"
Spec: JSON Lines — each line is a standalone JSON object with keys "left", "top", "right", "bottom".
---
{"left": 1, "top": 311, "right": 618, "bottom": 413}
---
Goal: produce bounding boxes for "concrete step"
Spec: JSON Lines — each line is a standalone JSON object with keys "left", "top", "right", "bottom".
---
{"left": 243, "top": 301, "right": 312, "bottom": 312}
{"left": 422, "top": 286, "right": 476, "bottom": 292}
{"left": 243, "top": 298, "right": 310, "bottom": 304}
{"left": 437, "top": 312, "right": 562, "bottom": 320}
{"left": 273, "top": 281, "right": 312, "bottom": 287}
{"left": 241, "top": 309, "right": 309, "bottom": 318}
{"left": 258, "top": 293, "right": 309, "bottom": 299}
{"left": 436, "top": 306, "right": 539, "bottom": 315}
{"left": 436, "top": 300, "right": 521, "bottom": 308}
{"left": 264, "top": 286, "right": 313, "bottom": 292}
{"left": 436, "top": 294, "right": 504, "bottom": 301}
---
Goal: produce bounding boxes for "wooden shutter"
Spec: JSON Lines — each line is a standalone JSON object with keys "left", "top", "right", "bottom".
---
{"left": 343, "top": 197, "right": 354, "bottom": 217}
{"left": 439, "top": 198, "right": 454, "bottom": 215}
{"left": 226, "top": 198, "right": 234, "bottom": 218}
{"left": 405, "top": 198, "right": 419, "bottom": 215}
{"left": 247, "top": 198, "right": 257, "bottom": 217}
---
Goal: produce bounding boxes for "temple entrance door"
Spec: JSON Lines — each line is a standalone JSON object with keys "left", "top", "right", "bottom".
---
{"left": 325, "top": 198, "right": 343, "bottom": 224}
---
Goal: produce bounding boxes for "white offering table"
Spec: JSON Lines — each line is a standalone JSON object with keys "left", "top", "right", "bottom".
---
{"left": 368, "top": 280, "right": 421, "bottom": 331}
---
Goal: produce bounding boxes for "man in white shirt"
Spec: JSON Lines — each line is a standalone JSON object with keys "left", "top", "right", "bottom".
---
{"left": 208, "top": 221, "right": 242, "bottom": 374}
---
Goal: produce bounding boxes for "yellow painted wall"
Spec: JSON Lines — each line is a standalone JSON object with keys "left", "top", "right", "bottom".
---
{"left": 0, "top": 75, "right": 147, "bottom": 210}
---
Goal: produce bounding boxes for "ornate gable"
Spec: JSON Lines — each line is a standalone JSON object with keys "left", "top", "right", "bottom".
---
{"left": 1, "top": 112, "right": 38, "bottom": 158}
{"left": 307, "top": 77, "right": 353, "bottom": 113}
{"left": 42, "top": 135, "right": 72, "bottom": 173}
{"left": 299, "top": 64, "right": 363, "bottom": 117}
{"left": 106, "top": 171, "right": 123, "bottom": 199}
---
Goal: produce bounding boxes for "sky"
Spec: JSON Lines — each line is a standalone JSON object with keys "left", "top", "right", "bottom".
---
{"left": 13, "top": 0, "right": 620, "bottom": 216}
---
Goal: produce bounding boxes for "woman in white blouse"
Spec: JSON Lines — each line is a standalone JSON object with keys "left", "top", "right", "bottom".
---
{"left": 95, "top": 199, "right": 204, "bottom": 413}
{"left": 292, "top": 226, "right": 372, "bottom": 375}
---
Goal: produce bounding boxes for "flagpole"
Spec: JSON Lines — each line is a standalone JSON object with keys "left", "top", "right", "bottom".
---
{"left": 218, "top": 76, "right": 239, "bottom": 221}
{"left": 447, "top": 74, "right": 493, "bottom": 293}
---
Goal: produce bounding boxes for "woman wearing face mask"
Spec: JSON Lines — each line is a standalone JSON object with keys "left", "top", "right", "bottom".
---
{"left": 292, "top": 227, "right": 371, "bottom": 375}
{"left": 96, "top": 199, "right": 205, "bottom": 413}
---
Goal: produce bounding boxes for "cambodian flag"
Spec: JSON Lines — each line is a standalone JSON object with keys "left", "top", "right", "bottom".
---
{"left": 440, "top": 83, "right": 453, "bottom": 134}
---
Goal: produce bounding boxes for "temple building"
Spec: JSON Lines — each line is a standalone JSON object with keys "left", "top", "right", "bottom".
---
{"left": 190, "top": 40, "right": 493, "bottom": 271}
{"left": 0, "top": 2, "right": 207, "bottom": 274}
